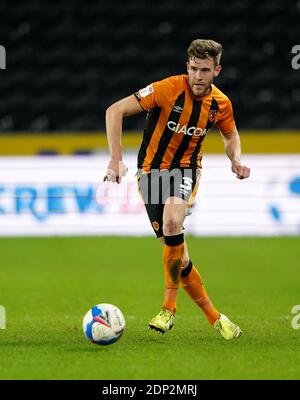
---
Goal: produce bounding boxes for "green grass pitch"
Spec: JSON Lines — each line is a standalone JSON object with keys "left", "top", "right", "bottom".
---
{"left": 0, "top": 236, "right": 299, "bottom": 380}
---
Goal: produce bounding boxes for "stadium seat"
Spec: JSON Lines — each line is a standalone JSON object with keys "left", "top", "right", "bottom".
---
{"left": 0, "top": 0, "right": 298, "bottom": 131}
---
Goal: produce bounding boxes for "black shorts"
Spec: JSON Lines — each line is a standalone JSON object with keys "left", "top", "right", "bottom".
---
{"left": 136, "top": 168, "right": 200, "bottom": 238}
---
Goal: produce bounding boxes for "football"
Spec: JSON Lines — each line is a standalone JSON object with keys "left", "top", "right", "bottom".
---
{"left": 82, "top": 303, "right": 125, "bottom": 345}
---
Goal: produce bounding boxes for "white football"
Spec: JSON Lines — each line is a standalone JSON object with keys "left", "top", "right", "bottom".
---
{"left": 82, "top": 303, "right": 125, "bottom": 345}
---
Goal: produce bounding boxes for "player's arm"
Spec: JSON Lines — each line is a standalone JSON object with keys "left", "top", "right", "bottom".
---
{"left": 104, "top": 95, "right": 144, "bottom": 183}
{"left": 220, "top": 126, "right": 250, "bottom": 180}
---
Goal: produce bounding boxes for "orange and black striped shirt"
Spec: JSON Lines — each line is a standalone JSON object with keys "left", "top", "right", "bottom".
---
{"left": 134, "top": 74, "right": 235, "bottom": 172}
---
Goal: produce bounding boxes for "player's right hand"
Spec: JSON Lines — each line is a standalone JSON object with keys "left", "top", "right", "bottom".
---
{"left": 231, "top": 161, "right": 250, "bottom": 180}
{"left": 103, "top": 159, "right": 128, "bottom": 184}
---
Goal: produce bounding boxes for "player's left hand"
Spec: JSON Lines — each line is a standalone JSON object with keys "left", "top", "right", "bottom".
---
{"left": 231, "top": 161, "right": 250, "bottom": 180}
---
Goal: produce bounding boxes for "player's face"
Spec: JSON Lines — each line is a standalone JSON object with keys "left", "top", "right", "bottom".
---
{"left": 187, "top": 57, "right": 222, "bottom": 97}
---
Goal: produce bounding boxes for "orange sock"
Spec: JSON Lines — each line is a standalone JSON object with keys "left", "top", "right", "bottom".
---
{"left": 181, "top": 261, "right": 220, "bottom": 324}
{"left": 162, "top": 234, "right": 184, "bottom": 314}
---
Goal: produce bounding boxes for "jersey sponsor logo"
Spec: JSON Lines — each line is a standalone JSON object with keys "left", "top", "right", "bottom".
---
{"left": 139, "top": 84, "right": 154, "bottom": 98}
{"left": 167, "top": 121, "right": 207, "bottom": 137}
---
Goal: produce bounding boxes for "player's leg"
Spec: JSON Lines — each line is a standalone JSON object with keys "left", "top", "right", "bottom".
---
{"left": 148, "top": 196, "right": 186, "bottom": 333}
{"left": 158, "top": 237, "right": 189, "bottom": 266}
{"left": 158, "top": 214, "right": 220, "bottom": 326}
{"left": 140, "top": 168, "right": 241, "bottom": 338}
{"left": 137, "top": 169, "right": 177, "bottom": 333}
{"left": 181, "top": 260, "right": 220, "bottom": 325}
{"left": 149, "top": 168, "right": 196, "bottom": 332}
{"left": 160, "top": 196, "right": 186, "bottom": 314}
{"left": 158, "top": 218, "right": 242, "bottom": 339}
{"left": 160, "top": 171, "right": 242, "bottom": 339}
{"left": 175, "top": 172, "right": 242, "bottom": 339}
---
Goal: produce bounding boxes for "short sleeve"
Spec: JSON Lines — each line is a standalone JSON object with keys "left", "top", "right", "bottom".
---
{"left": 216, "top": 99, "right": 236, "bottom": 134}
{"left": 134, "top": 77, "right": 175, "bottom": 111}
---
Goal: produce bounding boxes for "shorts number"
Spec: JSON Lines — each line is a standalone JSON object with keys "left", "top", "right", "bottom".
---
{"left": 180, "top": 177, "right": 193, "bottom": 192}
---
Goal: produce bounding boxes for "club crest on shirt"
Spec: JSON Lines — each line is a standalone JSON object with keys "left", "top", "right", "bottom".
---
{"left": 208, "top": 110, "right": 217, "bottom": 122}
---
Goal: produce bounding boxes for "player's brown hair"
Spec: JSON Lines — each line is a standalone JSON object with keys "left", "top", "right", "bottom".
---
{"left": 188, "top": 39, "right": 222, "bottom": 66}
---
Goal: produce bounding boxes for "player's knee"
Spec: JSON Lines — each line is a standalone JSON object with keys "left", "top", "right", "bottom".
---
{"left": 182, "top": 255, "right": 190, "bottom": 268}
{"left": 163, "top": 218, "right": 182, "bottom": 236}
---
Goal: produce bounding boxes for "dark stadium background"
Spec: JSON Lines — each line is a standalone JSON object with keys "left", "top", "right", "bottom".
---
{"left": 0, "top": 0, "right": 299, "bottom": 132}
